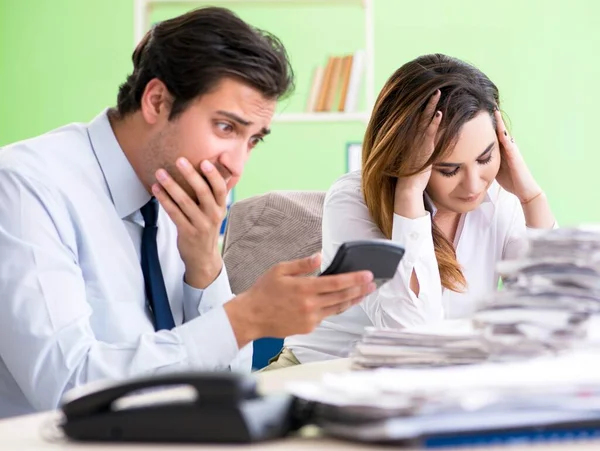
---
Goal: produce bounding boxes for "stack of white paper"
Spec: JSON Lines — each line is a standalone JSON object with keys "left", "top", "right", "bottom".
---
{"left": 349, "top": 319, "right": 489, "bottom": 369}
{"left": 474, "top": 226, "right": 600, "bottom": 360}
{"left": 287, "top": 349, "right": 600, "bottom": 444}
{"left": 288, "top": 348, "right": 600, "bottom": 413}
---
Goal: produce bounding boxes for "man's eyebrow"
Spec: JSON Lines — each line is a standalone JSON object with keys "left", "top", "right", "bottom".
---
{"left": 216, "top": 110, "right": 271, "bottom": 136}
{"left": 434, "top": 141, "right": 495, "bottom": 168}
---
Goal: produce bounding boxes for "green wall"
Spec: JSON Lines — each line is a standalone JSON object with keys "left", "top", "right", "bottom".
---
{"left": 1, "top": 0, "right": 598, "bottom": 226}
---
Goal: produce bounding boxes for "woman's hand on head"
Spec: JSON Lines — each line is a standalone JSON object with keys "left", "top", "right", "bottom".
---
{"left": 494, "top": 110, "right": 542, "bottom": 203}
{"left": 394, "top": 90, "right": 442, "bottom": 218}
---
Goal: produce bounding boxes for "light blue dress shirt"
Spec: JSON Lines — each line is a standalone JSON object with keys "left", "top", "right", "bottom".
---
{"left": 0, "top": 110, "right": 252, "bottom": 419}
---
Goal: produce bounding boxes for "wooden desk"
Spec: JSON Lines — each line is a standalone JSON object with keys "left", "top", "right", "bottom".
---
{"left": 1, "top": 358, "right": 599, "bottom": 450}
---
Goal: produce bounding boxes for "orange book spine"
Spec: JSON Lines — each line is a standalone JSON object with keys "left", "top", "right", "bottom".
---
{"left": 315, "top": 56, "right": 335, "bottom": 112}
{"left": 324, "top": 56, "right": 343, "bottom": 112}
{"left": 337, "top": 55, "right": 354, "bottom": 112}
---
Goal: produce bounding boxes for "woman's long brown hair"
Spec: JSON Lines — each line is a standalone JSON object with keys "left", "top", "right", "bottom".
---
{"left": 361, "top": 54, "right": 499, "bottom": 292}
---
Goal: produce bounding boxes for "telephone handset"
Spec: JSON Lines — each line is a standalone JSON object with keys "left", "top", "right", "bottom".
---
{"left": 61, "top": 372, "right": 299, "bottom": 443}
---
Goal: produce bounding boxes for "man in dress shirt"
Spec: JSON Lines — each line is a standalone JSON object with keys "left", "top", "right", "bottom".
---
{"left": 0, "top": 7, "right": 375, "bottom": 418}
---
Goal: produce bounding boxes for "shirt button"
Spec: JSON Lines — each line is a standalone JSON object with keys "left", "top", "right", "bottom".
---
{"left": 409, "top": 232, "right": 419, "bottom": 240}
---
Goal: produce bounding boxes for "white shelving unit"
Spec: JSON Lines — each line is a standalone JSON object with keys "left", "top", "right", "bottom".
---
{"left": 133, "top": 0, "right": 375, "bottom": 123}
{"left": 272, "top": 111, "right": 369, "bottom": 123}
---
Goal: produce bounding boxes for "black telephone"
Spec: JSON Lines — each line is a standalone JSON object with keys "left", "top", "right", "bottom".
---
{"left": 60, "top": 372, "right": 303, "bottom": 443}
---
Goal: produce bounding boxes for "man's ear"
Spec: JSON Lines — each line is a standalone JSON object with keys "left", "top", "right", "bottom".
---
{"left": 140, "top": 78, "right": 173, "bottom": 125}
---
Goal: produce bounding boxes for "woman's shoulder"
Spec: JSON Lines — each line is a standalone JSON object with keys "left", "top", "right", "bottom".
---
{"left": 323, "top": 171, "right": 371, "bottom": 219}
{"left": 326, "top": 170, "right": 363, "bottom": 200}
{"left": 486, "top": 181, "right": 522, "bottom": 227}
{"left": 487, "top": 181, "right": 520, "bottom": 209}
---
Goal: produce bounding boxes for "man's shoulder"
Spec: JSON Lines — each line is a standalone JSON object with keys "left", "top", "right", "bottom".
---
{"left": 0, "top": 121, "right": 94, "bottom": 186}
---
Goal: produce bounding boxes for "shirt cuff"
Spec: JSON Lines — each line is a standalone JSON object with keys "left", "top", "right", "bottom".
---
{"left": 230, "top": 342, "right": 253, "bottom": 373}
{"left": 175, "top": 305, "right": 239, "bottom": 371}
{"left": 391, "top": 212, "right": 433, "bottom": 266}
{"left": 182, "top": 265, "right": 234, "bottom": 321}
{"left": 526, "top": 221, "right": 559, "bottom": 231}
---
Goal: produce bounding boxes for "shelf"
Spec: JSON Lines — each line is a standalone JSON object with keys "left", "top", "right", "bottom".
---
{"left": 135, "top": 0, "right": 374, "bottom": 109}
{"left": 145, "top": 0, "right": 364, "bottom": 5}
{"left": 273, "top": 112, "right": 369, "bottom": 123}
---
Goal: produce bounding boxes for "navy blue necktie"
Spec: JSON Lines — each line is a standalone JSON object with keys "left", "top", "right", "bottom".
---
{"left": 141, "top": 197, "right": 175, "bottom": 331}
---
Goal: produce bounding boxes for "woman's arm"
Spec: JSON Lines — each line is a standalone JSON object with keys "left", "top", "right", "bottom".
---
{"left": 520, "top": 191, "right": 555, "bottom": 229}
{"left": 494, "top": 110, "right": 556, "bottom": 231}
{"left": 322, "top": 177, "right": 444, "bottom": 329}
{"left": 502, "top": 189, "right": 557, "bottom": 261}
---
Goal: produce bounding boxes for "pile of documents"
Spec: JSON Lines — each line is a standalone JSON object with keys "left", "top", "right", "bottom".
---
{"left": 287, "top": 349, "right": 600, "bottom": 445}
{"left": 474, "top": 226, "right": 600, "bottom": 360}
{"left": 349, "top": 227, "right": 600, "bottom": 369}
{"left": 349, "top": 320, "right": 489, "bottom": 369}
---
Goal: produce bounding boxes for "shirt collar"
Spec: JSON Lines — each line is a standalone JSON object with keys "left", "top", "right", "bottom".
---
{"left": 425, "top": 184, "right": 497, "bottom": 224}
{"left": 87, "top": 109, "right": 151, "bottom": 219}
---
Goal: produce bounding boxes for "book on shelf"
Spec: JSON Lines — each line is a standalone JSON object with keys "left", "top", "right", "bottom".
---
{"left": 337, "top": 54, "right": 354, "bottom": 112}
{"left": 305, "top": 66, "right": 324, "bottom": 112}
{"left": 306, "top": 49, "right": 365, "bottom": 114}
{"left": 343, "top": 49, "right": 364, "bottom": 113}
{"left": 323, "top": 56, "right": 343, "bottom": 111}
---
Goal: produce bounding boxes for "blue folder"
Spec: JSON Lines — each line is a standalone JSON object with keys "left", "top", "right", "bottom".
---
{"left": 321, "top": 408, "right": 600, "bottom": 448}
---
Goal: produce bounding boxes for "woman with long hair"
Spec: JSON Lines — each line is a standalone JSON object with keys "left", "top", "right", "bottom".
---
{"left": 270, "top": 53, "right": 556, "bottom": 367}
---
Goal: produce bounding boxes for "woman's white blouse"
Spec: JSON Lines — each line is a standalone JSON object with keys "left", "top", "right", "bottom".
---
{"left": 285, "top": 171, "right": 534, "bottom": 363}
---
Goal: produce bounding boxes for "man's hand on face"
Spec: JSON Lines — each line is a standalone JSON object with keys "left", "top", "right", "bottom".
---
{"left": 224, "top": 253, "right": 377, "bottom": 348}
{"left": 152, "top": 157, "right": 226, "bottom": 289}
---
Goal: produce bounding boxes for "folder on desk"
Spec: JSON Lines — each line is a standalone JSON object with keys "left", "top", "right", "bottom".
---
{"left": 319, "top": 408, "right": 600, "bottom": 448}
{"left": 288, "top": 349, "right": 600, "bottom": 447}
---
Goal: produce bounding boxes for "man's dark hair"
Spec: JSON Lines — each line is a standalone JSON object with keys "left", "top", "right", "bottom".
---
{"left": 116, "top": 6, "right": 294, "bottom": 119}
